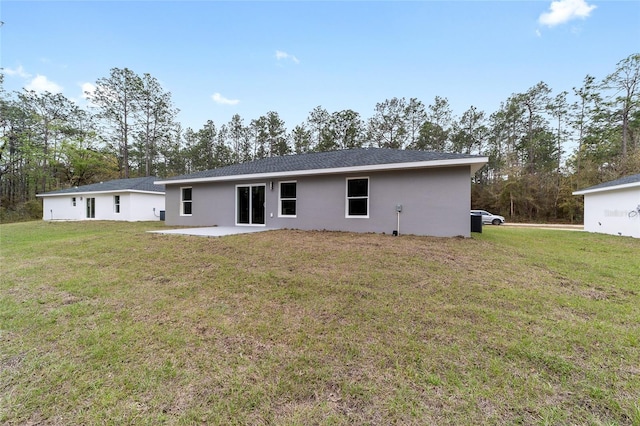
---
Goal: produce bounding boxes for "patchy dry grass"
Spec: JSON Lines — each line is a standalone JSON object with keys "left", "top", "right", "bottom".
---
{"left": 1, "top": 221, "right": 639, "bottom": 425}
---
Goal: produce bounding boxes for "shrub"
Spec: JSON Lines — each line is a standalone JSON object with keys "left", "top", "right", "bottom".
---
{"left": 0, "top": 199, "right": 43, "bottom": 223}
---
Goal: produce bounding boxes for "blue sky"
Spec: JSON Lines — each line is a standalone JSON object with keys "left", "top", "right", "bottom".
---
{"left": 1, "top": 1, "right": 638, "bottom": 132}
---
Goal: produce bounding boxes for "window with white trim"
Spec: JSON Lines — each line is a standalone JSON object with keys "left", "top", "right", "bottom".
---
{"left": 346, "top": 177, "right": 369, "bottom": 217}
{"left": 72, "top": 197, "right": 76, "bottom": 206}
{"left": 114, "top": 195, "right": 120, "bottom": 213}
{"left": 181, "top": 187, "right": 192, "bottom": 215}
{"left": 279, "top": 181, "right": 297, "bottom": 217}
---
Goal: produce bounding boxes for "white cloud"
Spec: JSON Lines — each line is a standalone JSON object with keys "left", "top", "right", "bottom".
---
{"left": 275, "top": 50, "right": 300, "bottom": 64}
{"left": 25, "top": 74, "right": 63, "bottom": 94}
{"left": 81, "top": 82, "right": 96, "bottom": 99}
{"left": 1, "top": 65, "right": 31, "bottom": 78}
{"left": 212, "top": 92, "right": 240, "bottom": 106}
{"left": 539, "top": 0, "right": 596, "bottom": 27}
{"left": 77, "top": 82, "right": 99, "bottom": 106}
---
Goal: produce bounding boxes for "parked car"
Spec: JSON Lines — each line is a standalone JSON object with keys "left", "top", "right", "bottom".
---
{"left": 470, "top": 210, "right": 505, "bottom": 225}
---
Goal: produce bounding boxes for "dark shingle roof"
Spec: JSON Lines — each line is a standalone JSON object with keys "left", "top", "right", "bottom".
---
{"left": 38, "top": 176, "right": 165, "bottom": 196}
{"left": 160, "top": 148, "right": 484, "bottom": 182}
{"left": 577, "top": 173, "right": 640, "bottom": 192}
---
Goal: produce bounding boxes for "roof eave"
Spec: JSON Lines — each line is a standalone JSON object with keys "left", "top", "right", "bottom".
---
{"left": 37, "top": 189, "right": 165, "bottom": 197}
{"left": 573, "top": 181, "right": 640, "bottom": 195}
{"left": 155, "top": 157, "right": 489, "bottom": 185}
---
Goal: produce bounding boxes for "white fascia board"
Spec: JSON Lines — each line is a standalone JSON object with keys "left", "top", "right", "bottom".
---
{"left": 127, "top": 190, "right": 165, "bottom": 195}
{"left": 573, "top": 181, "right": 640, "bottom": 196}
{"left": 37, "top": 189, "right": 164, "bottom": 197}
{"left": 469, "top": 159, "right": 488, "bottom": 174}
{"left": 155, "top": 157, "right": 489, "bottom": 186}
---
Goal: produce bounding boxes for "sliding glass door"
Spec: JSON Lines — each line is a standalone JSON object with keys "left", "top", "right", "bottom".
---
{"left": 86, "top": 197, "right": 95, "bottom": 218}
{"left": 236, "top": 184, "right": 265, "bottom": 225}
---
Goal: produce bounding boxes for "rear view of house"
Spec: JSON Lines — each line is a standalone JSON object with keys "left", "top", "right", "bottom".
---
{"left": 573, "top": 173, "right": 640, "bottom": 238}
{"left": 37, "top": 176, "right": 165, "bottom": 222}
{"left": 155, "top": 148, "right": 487, "bottom": 237}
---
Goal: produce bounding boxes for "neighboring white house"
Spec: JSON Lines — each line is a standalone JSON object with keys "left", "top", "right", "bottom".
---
{"left": 37, "top": 177, "right": 165, "bottom": 222}
{"left": 155, "top": 148, "right": 488, "bottom": 237}
{"left": 573, "top": 173, "right": 640, "bottom": 238}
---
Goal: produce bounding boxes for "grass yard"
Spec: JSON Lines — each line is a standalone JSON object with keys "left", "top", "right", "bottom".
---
{"left": 1, "top": 221, "right": 639, "bottom": 425}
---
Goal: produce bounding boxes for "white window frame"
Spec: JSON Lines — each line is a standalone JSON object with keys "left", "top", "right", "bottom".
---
{"left": 278, "top": 180, "right": 297, "bottom": 218}
{"left": 114, "top": 195, "right": 120, "bottom": 214}
{"left": 181, "top": 187, "right": 193, "bottom": 216}
{"left": 345, "top": 177, "right": 369, "bottom": 218}
{"left": 72, "top": 197, "right": 76, "bottom": 207}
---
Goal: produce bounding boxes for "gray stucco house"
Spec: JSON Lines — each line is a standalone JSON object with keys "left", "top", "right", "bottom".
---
{"left": 155, "top": 148, "right": 488, "bottom": 237}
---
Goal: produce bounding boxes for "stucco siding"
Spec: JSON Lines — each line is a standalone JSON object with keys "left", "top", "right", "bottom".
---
{"left": 128, "top": 192, "right": 165, "bottom": 221}
{"left": 42, "top": 192, "right": 164, "bottom": 221}
{"left": 165, "top": 184, "right": 233, "bottom": 226}
{"left": 583, "top": 188, "right": 640, "bottom": 238}
{"left": 164, "top": 166, "right": 472, "bottom": 237}
{"left": 42, "top": 196, "right": 84, "bottom": 220}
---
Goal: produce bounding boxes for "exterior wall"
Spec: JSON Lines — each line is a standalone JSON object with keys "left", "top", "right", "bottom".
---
{"left": 165, "top": 183, "right": 234, "bottom": 227}
{"left": 42, "top": 196, "right": 85, "bottom": 220}
{"left": 164, "top": 167, "right": 472, "bottom": 237}
{"left": 583, "top": 188, "right": 640, "bottom": 238}
{"left": 42, "top": 192, "right": 165, "bottom": 221}
{"left": 127, "top": 192, "right": 165, "bottom": 221}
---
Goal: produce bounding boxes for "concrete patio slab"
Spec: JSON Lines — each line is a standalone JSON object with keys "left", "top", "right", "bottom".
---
{"left": 149, "top": 226, "right": 274, "bottom": 237}
{"left": 502, "top": 223, "right": 583, "bottom": 231}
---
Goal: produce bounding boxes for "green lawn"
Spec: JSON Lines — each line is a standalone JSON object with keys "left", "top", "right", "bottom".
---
{"left": 1, "top": 221, "right": 639, "bottom": 425}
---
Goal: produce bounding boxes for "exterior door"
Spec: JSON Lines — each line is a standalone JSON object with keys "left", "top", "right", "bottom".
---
{"left": 237, "top": 185, "right": 265, "bottom": 225}
{"left": 86, "top": 197, "right": 95, "bottom": 218}
{"left": 251, "top": 186, "right": 265, "bottom": 224}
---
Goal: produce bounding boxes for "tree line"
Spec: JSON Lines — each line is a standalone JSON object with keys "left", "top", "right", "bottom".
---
{"left": 1, "top": 53, "right": 638, "bottom": 223}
